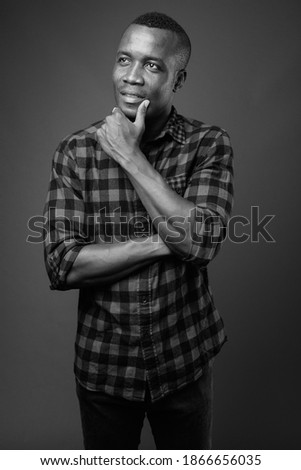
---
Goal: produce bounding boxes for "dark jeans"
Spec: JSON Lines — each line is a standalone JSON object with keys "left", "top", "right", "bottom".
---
{"left": 76, "top": 364, "right": 213, "bottom": 450}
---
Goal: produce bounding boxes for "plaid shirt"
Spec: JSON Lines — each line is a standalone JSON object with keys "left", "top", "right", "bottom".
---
{"left": 43, "top": 107, "right": 234, "bottom": 402}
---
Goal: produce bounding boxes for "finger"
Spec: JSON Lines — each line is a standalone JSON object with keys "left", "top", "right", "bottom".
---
{"left": 96, "top": 127, "right": 105, "bottom": 140}
{"left": 134, "top": 100, "right": 150, "bottom": 128}
{"left": 97, "top": 124, "right": 105, "bottom": 134}
{"left": 97, "top": 130, "right": 108, "bottom": 151}
{"left": 111, "top": 106, "right": 126, "bottom": 120}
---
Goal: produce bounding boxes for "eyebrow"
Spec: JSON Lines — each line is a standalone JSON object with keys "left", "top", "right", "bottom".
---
{"left": 117, "top": 50, "right": 164, "bottom": 64}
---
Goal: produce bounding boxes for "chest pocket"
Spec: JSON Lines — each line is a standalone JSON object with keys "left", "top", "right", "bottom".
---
{"left": 165, "top": 173, "right": 187, "bottom": 196}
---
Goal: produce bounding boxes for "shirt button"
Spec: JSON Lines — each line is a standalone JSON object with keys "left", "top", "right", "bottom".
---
{"left": 142, "top": 297, "right": 147, "bottom": 304}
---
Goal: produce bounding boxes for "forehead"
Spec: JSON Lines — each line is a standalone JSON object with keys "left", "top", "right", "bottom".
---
{"left": 117, "top": 24, "right": 178, "bottom": 61}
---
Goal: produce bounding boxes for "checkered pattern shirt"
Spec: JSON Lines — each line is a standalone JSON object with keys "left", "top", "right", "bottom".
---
{"left": 43, "top": 107, "right": 234, "bottom": 402}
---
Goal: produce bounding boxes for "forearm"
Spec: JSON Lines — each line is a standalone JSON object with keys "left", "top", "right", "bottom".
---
{"left": 126, "top": 155, "right": 196, "bottom": 258}
{"left": 66, "top": 235, "right": 170, "bottom": 288}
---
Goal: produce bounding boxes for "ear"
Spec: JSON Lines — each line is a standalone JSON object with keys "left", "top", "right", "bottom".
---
{"left": 173, "top": 69, "right": 187, "bottom": 93}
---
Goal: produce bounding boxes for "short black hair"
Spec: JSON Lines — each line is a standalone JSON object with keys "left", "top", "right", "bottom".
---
{"left": 131, "top": 11, "right": 191, "bottom": 70}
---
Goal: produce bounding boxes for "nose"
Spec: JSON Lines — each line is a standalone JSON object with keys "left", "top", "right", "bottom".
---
{"left": 123, "top": 62, "right": 144, "bottom": 85}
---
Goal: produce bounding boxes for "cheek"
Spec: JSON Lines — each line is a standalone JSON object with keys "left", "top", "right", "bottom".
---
{"left": 149, "top": 83, "right": 173, "bottom": 103}
{"left": 112, "top": 70, "right": 119, "bottom": 86}
{"left": 112, "top": 66, "right": 123, "bottom": 85}
{"left": 149, "top": 74, "right": 175, "bottom": 98}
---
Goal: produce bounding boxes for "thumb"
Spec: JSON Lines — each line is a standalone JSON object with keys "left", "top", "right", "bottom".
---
{"left": 134, "top": 100, "right": 150, "bottom": 128}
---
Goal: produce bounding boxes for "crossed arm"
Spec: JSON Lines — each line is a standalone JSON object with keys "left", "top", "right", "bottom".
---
{"left": 65, "top": 165, "right": 194, "bottom": 288}
{"left": 65, "top": 235, "right": 171, "bottom": 288}
{"left": 44, "top": 101, "right": 233, "bottom": 290}
{"left": 66, "top": 103, "right": 197, "bottom": 288}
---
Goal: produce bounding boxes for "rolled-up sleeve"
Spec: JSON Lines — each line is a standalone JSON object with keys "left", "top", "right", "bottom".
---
{"left": 43, "top": 139, "right": 88, "bottom": 290}
{"left": 183, "top": 129, "right": 234, "bottom": 266}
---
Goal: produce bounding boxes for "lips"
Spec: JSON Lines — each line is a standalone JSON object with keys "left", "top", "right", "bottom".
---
{"left": 120, "top": 91, "right": 145, "bottom": 99}
{"left": 119, "top": 91, "right": 146, "bottom": 105}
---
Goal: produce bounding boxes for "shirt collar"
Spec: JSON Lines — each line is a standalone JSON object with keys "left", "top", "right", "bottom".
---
{"left": 156, "top": 106, "right": 186, "bottom": 145}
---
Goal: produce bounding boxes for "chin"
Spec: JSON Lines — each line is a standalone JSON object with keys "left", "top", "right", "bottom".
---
{"left": 119, "top": 103, "right": 137, "bottom": 121}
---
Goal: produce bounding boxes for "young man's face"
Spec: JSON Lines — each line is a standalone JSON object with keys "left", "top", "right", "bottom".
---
{"left": 112, "top": 24, "right": 183, "bottom": 123}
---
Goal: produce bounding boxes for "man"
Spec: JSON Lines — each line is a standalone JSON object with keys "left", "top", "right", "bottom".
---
{"left": 44, "top": 12, "right": 233, "bottom": 450}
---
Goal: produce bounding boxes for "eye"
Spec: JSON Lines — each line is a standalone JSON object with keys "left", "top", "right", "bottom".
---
{"left": 118, "top": 57, "right": 130, "bottom": 65}
{"left": 145, "top": 62, "right": 160, "bottom": 71}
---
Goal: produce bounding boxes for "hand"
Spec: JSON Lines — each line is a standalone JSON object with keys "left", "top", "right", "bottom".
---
{"left": 97, "top": 100, "right": 150, "bottom": 169}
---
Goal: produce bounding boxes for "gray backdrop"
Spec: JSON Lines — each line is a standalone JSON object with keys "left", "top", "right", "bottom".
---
{"left": 1, "top": 0, "right": 300, "bottom": 449}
